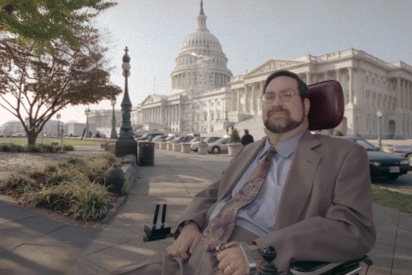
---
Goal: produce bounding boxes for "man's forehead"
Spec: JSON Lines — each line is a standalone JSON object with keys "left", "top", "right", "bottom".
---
{"left": 265, "top": 88, "right": 295, "bottom": 94}
{"left": 266, "top": 76, "right": 298, "bottom": 91}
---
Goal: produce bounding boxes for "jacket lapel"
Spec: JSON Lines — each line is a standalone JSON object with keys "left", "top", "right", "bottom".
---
{"left": 275, "top": 132, "right": 321, "bottom": 229}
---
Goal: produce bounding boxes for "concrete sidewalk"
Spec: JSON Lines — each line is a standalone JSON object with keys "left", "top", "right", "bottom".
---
{"left": 1, "top": 149, "right": 412, "bottom": 274}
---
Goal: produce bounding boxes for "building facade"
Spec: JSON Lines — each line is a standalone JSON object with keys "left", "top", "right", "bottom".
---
{"left": 134, "top": 1, "right": 412, "bottom": 139}
{"left": 231, "top": 49, "right": 412, "bottom": 139}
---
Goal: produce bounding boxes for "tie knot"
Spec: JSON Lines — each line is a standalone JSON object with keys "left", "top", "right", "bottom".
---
{"left": 266, "top": 147, "right": 276, "bottom": 157}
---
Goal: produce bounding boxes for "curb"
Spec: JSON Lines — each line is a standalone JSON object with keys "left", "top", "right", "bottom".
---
{"left": 101, "top": 154, "right": 137, "bottom": 224}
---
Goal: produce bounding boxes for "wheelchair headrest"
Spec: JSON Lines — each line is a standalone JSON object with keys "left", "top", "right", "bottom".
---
{"left": 307, "top": 80, "right": 344, "bottom": 131}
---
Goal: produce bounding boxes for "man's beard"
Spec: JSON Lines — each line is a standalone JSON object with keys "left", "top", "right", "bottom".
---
{"left": 264, "top": 107, "right": 305, "bottom": 134}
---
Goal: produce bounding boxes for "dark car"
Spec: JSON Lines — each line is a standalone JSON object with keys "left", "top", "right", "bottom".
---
{"left": 342, "top": 136, "right": 409, "bottom": 179}
{"left": 392, "top": 144, "right": 412, "bottom": 167}
{"left": 136, "top": 132, "right": 164, "bottom": 141}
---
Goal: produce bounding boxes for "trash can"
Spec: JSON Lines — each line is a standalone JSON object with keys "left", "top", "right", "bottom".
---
{"left": 138, "top": 141, "right": 155, "bottom": 166}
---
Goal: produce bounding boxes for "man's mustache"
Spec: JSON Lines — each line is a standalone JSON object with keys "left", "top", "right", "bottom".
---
{"left": 267, "top": 107, "right": 290, "bottom": 116}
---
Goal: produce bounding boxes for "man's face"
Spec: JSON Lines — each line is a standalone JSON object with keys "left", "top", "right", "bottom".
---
{"left": 262, "top": 76, "right": 309, "bottom": 134}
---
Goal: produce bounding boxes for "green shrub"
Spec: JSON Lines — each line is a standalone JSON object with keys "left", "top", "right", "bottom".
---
{"left": 24, "top": 180, "right": 111, "bottom": 221}
{"left": 63, "top": 145, "right": 74, "bottom": 151}
{"left": 30, "top": 161, "right": 88, "bottom": 186}
{"left": 0, "top": 144, "right": 25, "bottom": 152}
{"left": 3, "top": 175, "right": 37, "bottom": 195}
{"left": 36, "top": 144, "right": 57, "bottom": 153}
{"left": 335, "top": 130, "right": 344, "bottom": 136}
{"left": 26, "top": 145, "right": 41, "bottom": 153}
{"left": 230, "top": 128, "right": 241, "bottom": 143}
{"left": 15, "top": 145, "right": 26, "bottom": 152}
{"left": 0, "top": 143, "right": 75, "bottom": 153}
{"left": 3, "top": 152, "right": 118, "bottom": 221}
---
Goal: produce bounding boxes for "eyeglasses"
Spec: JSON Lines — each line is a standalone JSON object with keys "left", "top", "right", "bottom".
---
{"left": 260, "top": 91, "right": 299, "bottom": 103}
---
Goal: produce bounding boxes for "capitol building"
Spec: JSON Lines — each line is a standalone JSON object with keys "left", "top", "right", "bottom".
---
{"left": 109, "top": 1, "right": 412, "bottom": 140}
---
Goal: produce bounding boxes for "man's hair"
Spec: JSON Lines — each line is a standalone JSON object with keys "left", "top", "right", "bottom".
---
{"left": 262, "top": 70, "right": 309, "bottom": 100}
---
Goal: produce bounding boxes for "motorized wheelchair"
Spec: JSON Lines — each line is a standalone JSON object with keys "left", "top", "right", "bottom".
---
{"left": 143, "top": 80, "right": 373, "bottom": 274}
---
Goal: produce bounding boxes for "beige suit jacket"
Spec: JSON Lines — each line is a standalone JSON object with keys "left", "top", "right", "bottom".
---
{"left": 177, "top": 131, "right": 376, "bottom": 271}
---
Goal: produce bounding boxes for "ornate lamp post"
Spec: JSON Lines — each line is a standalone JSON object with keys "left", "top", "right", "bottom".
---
{"left": 377, "top": 109, "right": 383, "bottom": 150}
{"left": 110, "top": 96, "right": 118, "bottom": 139}
{"left": 115, "top": 47, "right": 137, "bottom": 157}
{"left": 85, "top": 107, "right": 91, "bottom": 138}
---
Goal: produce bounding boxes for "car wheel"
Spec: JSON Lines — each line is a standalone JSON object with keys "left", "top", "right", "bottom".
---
{"left": 212, "top": 146, "right": 220, "bottom": 154}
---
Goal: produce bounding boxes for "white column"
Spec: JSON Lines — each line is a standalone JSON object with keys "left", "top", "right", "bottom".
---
{"left": 348, "top": 68, "right": 353, "bottom": 104}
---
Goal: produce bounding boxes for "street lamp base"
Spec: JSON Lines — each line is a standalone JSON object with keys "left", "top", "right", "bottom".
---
{"left": 115, "top": 139, "right": 137, "bottom": 158}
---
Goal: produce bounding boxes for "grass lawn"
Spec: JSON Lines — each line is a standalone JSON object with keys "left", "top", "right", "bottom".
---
{"left": 372, "top": 185, "right": 412, "bottom": 214}
{"left": 1, "top": 137, "right": 104, "bottom": 147}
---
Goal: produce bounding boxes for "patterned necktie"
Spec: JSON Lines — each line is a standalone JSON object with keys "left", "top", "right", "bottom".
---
{"left": 202, "top": 147, "right": 277, "bottom": 251}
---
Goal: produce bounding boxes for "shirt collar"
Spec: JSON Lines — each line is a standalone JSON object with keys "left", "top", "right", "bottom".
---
{"left": 261, "top": 129, "right": 307, "bottom": 159}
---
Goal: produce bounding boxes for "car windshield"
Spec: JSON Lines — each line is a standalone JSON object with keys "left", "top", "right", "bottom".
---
{"left": 354, "top": 139, "right": 379, "bottom": 151}
{"left": 214, "top": 138, "right": 228, "bottom": 144}
{"left": 204, "top": 137, "right": 219, "bottom": 143}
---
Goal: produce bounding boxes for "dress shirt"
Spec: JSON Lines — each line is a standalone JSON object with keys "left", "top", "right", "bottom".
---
{"left": 209, "top": 130, "right": 306, "bottom": 236}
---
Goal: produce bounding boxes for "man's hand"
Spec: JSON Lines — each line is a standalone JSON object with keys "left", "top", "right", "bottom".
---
{"left": 217, "top": 244, "right": 263, "bottom": 275}
{"left": 166, "top": 221, "right": 201, "bottom": 260}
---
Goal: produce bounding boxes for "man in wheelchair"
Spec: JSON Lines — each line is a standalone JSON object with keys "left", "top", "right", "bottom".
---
{"left": 109, "top": 70, "right": 376, "bottom": 275}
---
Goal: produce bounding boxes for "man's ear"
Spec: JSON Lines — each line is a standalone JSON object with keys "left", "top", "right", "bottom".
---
{"left": 304, "top": 98, "right": 310, "bottom": 116}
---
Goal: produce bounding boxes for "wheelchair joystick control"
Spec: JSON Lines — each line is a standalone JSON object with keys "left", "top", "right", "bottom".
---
{"left": 258, "top": 246, "right": 292, "bottom": 275}
{"left": 143, "top": 204, "right": 172, "bottom": 242}
{"left": 259, "top": 246, "right": 278, "bottom": 275}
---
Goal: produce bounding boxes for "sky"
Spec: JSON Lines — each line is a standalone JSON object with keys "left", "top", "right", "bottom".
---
{"left": 1, "top": 0, "right": 412, "bottom": 126}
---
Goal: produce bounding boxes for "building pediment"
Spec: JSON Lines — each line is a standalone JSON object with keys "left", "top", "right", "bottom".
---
{"left": 141, "top": 94, "right": 165, "bottom": 105}
{"left": 245, "top": 59, "right": 304, "bottom": 77}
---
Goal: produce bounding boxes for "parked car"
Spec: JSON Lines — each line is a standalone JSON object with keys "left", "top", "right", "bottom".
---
{"left": 392, "top": 144, "right": 412, "bottom": 167}
{"left": 164, "top": 134, "right": 178, "bottom": 141}
{"left": 341, "top": 136, "right": 409, "bottom": 179}
{"left": 170, "top": 135, "right": 194, "bottom": 143}
{"left": 188, "top": 136, "right": 204, "bottom": 144}
{"left": 11, "top": 132, "right": 26, "bottom": 137}
{"left": 152, "top": 135, "right": 167, "bottom": 142}
{"left": 136, "top": 132, "right": 164, "bottom": 141}
{"left": 190, "top": 136, "right": 220, "bottom": 152}
{"left": 207, "top": 137, "right": 231, "bottom": 154}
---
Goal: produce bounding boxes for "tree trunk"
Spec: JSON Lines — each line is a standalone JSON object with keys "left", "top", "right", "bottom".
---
{"left": 27, "top": 131, "right": 38, "bottom": 145}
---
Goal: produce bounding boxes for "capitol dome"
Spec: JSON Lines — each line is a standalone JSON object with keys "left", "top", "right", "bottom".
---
{"left": 171, "top": 1, "right": 232, "bottom": 93}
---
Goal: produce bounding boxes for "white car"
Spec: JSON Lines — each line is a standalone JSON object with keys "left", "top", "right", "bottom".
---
{"left": 207, "top": 137, "right": 231, "bottom": 154}
{"left": 190, "top": 136, "right": 220, "bottom": 152}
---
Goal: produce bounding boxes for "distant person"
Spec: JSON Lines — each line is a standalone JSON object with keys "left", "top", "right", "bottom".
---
{"left": 240, "top": 129, "right": 254, "bottom": 145}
